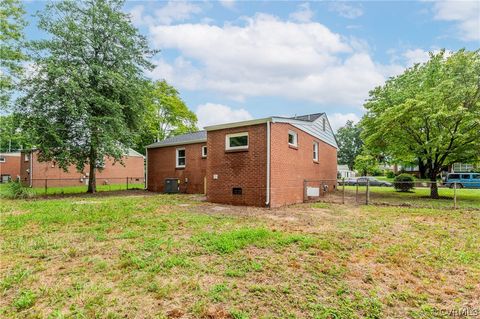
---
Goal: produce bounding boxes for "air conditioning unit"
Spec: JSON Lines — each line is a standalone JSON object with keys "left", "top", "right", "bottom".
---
{"left": 164, "top": 178, "right": 180, "bottom": 193}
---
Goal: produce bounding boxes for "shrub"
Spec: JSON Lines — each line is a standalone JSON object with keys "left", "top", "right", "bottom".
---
{"left": 393, "top": 174, "right": 414, "bottom": 192}
{"left": 2, "top": 181, "right": 35, "bottom": 199}
{"left": 386, "top": 171, "right": 396, "bottom": 179}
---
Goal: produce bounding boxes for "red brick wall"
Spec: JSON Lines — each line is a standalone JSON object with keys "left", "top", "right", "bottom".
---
{"left": 0, "top": 154, "right": 21, "bottom": 181}
{"left": 147, "top": 143, "right": 207, "bottom": 194}
{"left": 206, "top": 124, "right": 267, "bottom": 206}
{"left": 20, "top": 151, "right": 144, "bottom": 187}
{"left": 270, "top": 123, "right": 337, "bottom": 208}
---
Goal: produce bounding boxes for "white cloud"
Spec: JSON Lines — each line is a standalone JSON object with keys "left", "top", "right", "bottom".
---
{"left": 219, "top": 0, "right": 236, "bottom": 9}
{"left": 289, "top": 3, "right": 314, "bottom": 23}
{"left": 129, "top": 5, "right": 147, "bottom": 26}
{"left": 401, "top": 48, "right": 454, "bottom": 67}
{"left": 432, "top": 1, "right": 480, "bottom": 41}
{"left": 131, "top": 1, "right": 201, "bottom": 26}
{"left": 329, "top": 2, "right": 363, "bottom": 19}
{"left": 196, "top": 103, "right": 253, "bottom": 129}
{"left": 329, "top": 113, "right": 361, "bottom": 131}
{"left": 403, "top": 49, "right": 431, "bottom": 66}
{"left": 147, "top": 13, "right": 401, "bottom": 107}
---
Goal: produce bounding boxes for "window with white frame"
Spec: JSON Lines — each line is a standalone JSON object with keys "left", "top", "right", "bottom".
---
{"left": 288, "top": 130, "right": 298, "bottom": 147}
{"left": 201, "top": 146, "right": 207, "bottom": 157}
{"left": 0, "top": 156, "right": 5, "bottom": 163}
{"left": 24, "top": 153, "right": 29, "bottom": 162}
{"left": 226, "top": 132, "right": 249, "bottom": 150}
{"left": 176, "top": 148, "right": 186, "bottom": 168}
{"left": 313, "top": 141, "right": 319, "bottom": 161}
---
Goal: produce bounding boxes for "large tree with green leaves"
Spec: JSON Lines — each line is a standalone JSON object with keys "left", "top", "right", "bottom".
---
{"left": 361, "top": 50, "right": 480, "bottom": 198}
{"left": 16, "top": 0, "right": 155, "bottom": 193}
{"left": 336, "top": 120, "right": 363, "bottom": 170}
{"left": 135, "top": 80, "right": 197, "bottom": 153}
{"left": 0, "top": 0, "right": 27, "bottom": 108}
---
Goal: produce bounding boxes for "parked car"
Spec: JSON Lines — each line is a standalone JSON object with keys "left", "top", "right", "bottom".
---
{"left": 339, "top": 177, "right": 392, "bottom": 187}
{"left": 338, "top": 178, "right": 357, "bottom": 186}
{"left": 356, "top": 176, "right": 392, "bottom": 187}
{"left": 444, "top": 173, "right": 480, "bottom": 189}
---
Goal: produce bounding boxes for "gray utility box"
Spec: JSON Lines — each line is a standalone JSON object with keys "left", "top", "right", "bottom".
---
{"left": 164, "top": 178, "right": 180, "bottom": 194}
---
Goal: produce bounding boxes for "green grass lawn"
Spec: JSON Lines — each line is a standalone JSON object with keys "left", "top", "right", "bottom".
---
{"left": 338, "top": 185, "right": 480, "bottom": 209}
{"left": 1, "top": 192, "right": 479, "bottom": 318}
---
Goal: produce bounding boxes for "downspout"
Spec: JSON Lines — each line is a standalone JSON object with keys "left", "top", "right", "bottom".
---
{"left": 145, "top": 148, "right": 148, "bottom": 190}
{"left": 265, "top": 121, "right": 271, "bottom": 207}
{"left": 29, "top": 150, "right": 33, "bottom": 188}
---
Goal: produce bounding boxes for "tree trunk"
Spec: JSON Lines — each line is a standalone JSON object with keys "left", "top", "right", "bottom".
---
{"left": 429, "top": 172, "right": 439, "bottom": 199}
{"left": 418, "top": 158, "right": 428, "bottom": 179}
{"left": 87, "top": 147, "right": 97, "bottom": 193}
{"left": 87, "top": 164, "right": 96, "bottom": 193}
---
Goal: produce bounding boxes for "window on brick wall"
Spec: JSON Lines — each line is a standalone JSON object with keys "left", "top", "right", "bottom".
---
{"left": 0, "top": 156, "right": 5, "bottom": 163}
{"left": 24, "top": 153, "right": 29, "bottom": 162}
{"left": 313, "top": 141, "right": 319, "bottom": 161}
{"left": 226, "top": 132, "right": 249, "bottom": 150}
{"left": 202, "top": 146, "right": 207, "bottom": 157}
{"left": 176, "top": 148, "right": 186, "bottom": 168}
{"left": 288, "top": 130, "right": 298, "bottom": 147}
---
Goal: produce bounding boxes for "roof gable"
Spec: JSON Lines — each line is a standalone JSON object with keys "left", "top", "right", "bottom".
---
{"left": 273, "top": 113, "right": 338, "bottom": 148}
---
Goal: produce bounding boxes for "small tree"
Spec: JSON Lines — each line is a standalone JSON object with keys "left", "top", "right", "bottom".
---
{"left": 336, "top": 120, "right": 363, "bottom": 171}
{"left": 135, "top": 80, "right": 197, "bottom": 153}
{"left": 393, "top": 174, "right": 414, "bottom": 192}
{"left": 16, "top": 0, "right": 155, "bottom": 193}
{"left": 354, "top": 153, "right": 378, "bottom": 176}
{"left": 0, "top": 114, "right": 30, "bottom": 151}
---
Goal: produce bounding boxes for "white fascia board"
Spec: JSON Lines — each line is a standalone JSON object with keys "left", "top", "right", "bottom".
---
{"left": 146, "top": 139, "right": 207, "bottom": 149}
{"left": 204, "top": 118, "right": 272, "bottom": 131}
{"left": 271, "top": 117, "right": 315, "bottom": 126}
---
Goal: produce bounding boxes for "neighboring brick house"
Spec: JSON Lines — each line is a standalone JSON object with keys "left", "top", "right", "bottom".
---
{"left": 147, "top": 113, "right": 338, "bottom": 208}
{"left": 0, "top": 152, "right": 21, "bottom": 183}
{"left": 20, "top": 149, "right": 145, "bottom": 188}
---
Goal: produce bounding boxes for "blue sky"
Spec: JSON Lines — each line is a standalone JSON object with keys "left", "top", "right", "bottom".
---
{"left": 23, "top": 0, "right": 480, "bottom": 130}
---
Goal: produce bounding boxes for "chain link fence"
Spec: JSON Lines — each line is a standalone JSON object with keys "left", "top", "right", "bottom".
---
{"left": 304, "top": 179, "right": 480, "bottom": 210}
{"left": 29, "top": 177, "right": 145, "bottom": 195}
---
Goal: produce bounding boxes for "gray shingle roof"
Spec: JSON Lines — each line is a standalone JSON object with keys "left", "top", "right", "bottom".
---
{"left": 146, "top": 131, "right": 207, "bottom": 149}
{"left": 289, "top": 113, "right": 325, "bottom": 122}
{"left": 127, "top": 148, "right": 145, "bottom": 158}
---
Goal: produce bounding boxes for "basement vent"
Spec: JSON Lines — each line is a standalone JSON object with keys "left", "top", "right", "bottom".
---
{"left": 232, "top": 187, "right": 243, "bottom": 195}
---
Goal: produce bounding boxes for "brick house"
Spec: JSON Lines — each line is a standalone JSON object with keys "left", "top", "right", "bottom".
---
{"left": 147, "top": 113, "right": 338, "bottom": 208}
{"left": 0, "top": 152, "right": 21, "bottom": 183}
{"left": 20, "top": 149, "right": 145, "bottom": 188}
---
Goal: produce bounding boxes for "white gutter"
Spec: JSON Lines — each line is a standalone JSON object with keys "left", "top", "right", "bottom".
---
{"left": 265, "top": 121, "right": 271, "bottom": 207}
{"left": 145, "top": 148, "right": 148, "bottom": 190}
{"left": 146, "top": 138, "right": 207, "bottom": 149}
{"left": 205, "top": 117, "right": 272, "bottom": 131}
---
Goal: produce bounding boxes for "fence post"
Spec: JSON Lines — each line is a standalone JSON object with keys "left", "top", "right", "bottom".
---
{"left": 342, "top": 178, "right": 345, "bottom": 204}
{"left": 453, "top": 182, "right": 457, "bottom": 209}
{"left": 126, "top": 177, "right": 129, "bottom": 190}
{"left": 45, "top": 179, "right": 47, "bottom": 195}
{"left": 355, "top": 183, "right": 359, "bottom": 204}
{"left": 366, "top": 179, "right": 370, "bottom": 205}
